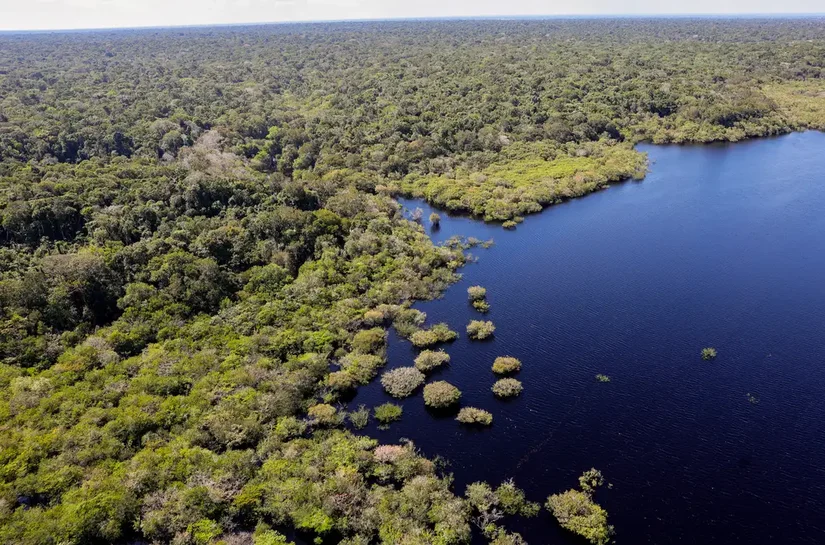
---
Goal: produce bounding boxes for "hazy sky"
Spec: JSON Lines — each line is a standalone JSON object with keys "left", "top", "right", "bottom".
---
{"left": 1, "top": 0, "right": 824, "bottom": 31}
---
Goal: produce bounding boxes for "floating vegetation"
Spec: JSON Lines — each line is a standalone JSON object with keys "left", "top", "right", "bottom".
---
{"left": 746, "top": 393, "right": 760, "bottom": 405}
{"left": 701, "top": 347, "right": 718, "bottom": 360}
{"left": 595, "top": 374, "right": 611, "bottom": 383}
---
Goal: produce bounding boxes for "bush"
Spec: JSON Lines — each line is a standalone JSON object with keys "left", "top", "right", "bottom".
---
{"left": 374, "top": 402, "right": 403, "bottom": 424}
{"left": 381, "top": 367, "right": 425, "bottom": 398}
{"left": 351, "top": 327, "right": 386, "bottom": 354}
{"left": 472, "top": 300, "right": 491, "bottom": 313}
{"left": 327, "top": 370, "right": 357, "bottom": 392}
{"left": 429, "top": 212, "right": 441, "bottom": 226}
{"left": 502, "top": 221, "right": 517, "bottom": 229}
{"left": 492, "top": 378, "right": 523, "bottom": 398}
{"left": 546, "top": 489, "right": 612, "bottom": 545}
{"left": 456, "top": 407, "right": 493, "bottom": 425}
{"left": 308, "top": 404, "right": 342, "bottom": 427}
{"left": 701, "top": 347, "right": 718, "bottom": 360}
{"left": 492, "top": 356, "right": 521, "bottom": 374}
{"left": 348, "top": 405, "right": 370, "bottom": 429}
{"left": 410, "top": 323, "right": 458, "bottom": 347}
{"left": 423, "top": 381, "right": 462, "bottom": 408}
{"left": 467, "top": 320, "right": 496, "bottom": 340}
{"left": 414, "top": 350, "right": 451, "bottom": 372}
{"left": 467, "top": 286, "right": 487, "bottom": 301}
{"left": 595, "top": 374, "right": 610, "bottom": 383}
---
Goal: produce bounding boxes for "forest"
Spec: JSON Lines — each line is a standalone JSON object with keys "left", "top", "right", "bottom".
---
{"left": 1, "top": 17, "right": 825, "bottom": 545}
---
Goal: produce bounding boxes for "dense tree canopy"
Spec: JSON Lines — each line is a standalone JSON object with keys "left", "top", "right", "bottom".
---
{"left": 1, "top": 16, "right": 825, "bottom": 545}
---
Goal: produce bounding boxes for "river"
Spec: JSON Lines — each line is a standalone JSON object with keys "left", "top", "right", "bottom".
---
{"left": 349, "top": 131, "right": 825, "bottom": 544}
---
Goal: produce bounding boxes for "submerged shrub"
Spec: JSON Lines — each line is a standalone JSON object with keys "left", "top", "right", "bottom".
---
{"left": 473, "top": 300, "right": 491, "bottom": 313}
{"left": 381, "top": 367, "right": 425, "bottom": 398}
{"left": 492, "top": 356, "right": 521, "bottom": 374}
{"left": 595, "top": 374, "right": 610, "bottom": 383}
{"left": 502, "top": 221, "right": 517, "bottom": 229}
{"left": 348, "top": 405, "right": 370, "bottom": 429}
{"left": 423, "top": 381, "right": 462, "bottom": 408}
{"left": 468, "top": 286, "right": 487, "bottom": 301}
{"left": 430, "top": 212, "right": 441, "bottom": 226}
{"left": 546, "top": 489, "right": 612, "bottom": 545}
{"left": 578, "top": 468, "right": 605, "bottom": 494}
{"left": 414, "top": 350, "right": 451, "bottom": 372}
{"left": 492, "top": 378, "right": 523, "bottom": 398}
{"left": 456, "top": 407, "right": 493, "bottom": 426}
{"left": 701, "top": 347, "right": 718, "bottom": 360}
{"left": 374, "top": 402, "right": 403, "bottom": 424}
{"left": 467, "top": 320, "right": 496, "bottom": 340}
{"left": 410, "top": 323, "right": 458, "bottom": 347}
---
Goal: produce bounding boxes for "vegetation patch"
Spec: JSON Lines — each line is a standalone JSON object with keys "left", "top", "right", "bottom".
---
{"left": 467, "top": 320, "right": 496, "bottom": 340}
{"left": 348, "top": 404, "right": 370, "bottom": 429}
{"left": 381, "top": 367, "right": 426, "bottom": 398}
{"left": 701, "top": 347, "right": 718, "bottom": 360}
{"left": 547, "top": 469, "right": 613, "bottom": 545}
{"left": 374, "top": 402, "right": 404, "bottom": 424}
{"left": 456, "top": 407, "right": 494, "bottom": 426}
{"left": 492, "top": 378, "right": 524, "bottom": 398}
{"left": 595, "top": 374, "right": 611, "bottom": 383}
{"left": 423, "top": 381, "right": 462, "bottom": 408}
{"left": 492, "top": 356, "right": 522, "bottom": 374}
{"left": 410, "top": 323, "right": 459, "bottom": 347}
{"left": 414, "top": 350, "right": 451, "bottom": 372}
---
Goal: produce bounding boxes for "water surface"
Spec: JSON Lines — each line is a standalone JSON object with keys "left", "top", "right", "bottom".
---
{"left": 352, "top": 131, "right": 825, "bottom": 544}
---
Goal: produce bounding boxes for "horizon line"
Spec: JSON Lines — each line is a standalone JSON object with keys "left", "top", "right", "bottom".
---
{"left": 2, "top": 12, "right": 825, "bottom": 34}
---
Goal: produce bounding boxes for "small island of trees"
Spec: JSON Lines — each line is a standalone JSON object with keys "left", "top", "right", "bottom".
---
{"left": 493, "top": 378, "right": 524, "bottom": 398}
{"left": 381, "top": 367, "right": 426, "bottom": 398}
{"left": 424, "top": 381, "right": 463, "bottom": 408}
{"left": 456, "top": 407, "right": 494, "bottom": 426}
{"left": 467, "top": 320, "right": 496, "bottom": 340}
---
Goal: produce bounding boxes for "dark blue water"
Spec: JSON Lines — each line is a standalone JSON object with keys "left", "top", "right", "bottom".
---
{"left": 350, "top": 131, "right": 825, "bottom": 545}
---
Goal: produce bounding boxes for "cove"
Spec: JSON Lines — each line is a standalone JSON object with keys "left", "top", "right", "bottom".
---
{"left": 349, "top": 131, "right": 825, "bottom": 545}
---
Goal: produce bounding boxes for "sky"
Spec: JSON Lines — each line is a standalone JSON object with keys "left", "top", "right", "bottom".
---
{"left": 1, "top": 0, "right": 823, "bottom": 31}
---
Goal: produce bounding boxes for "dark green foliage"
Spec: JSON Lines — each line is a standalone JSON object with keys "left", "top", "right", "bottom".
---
{"left": 1, "top": 17, "right": 825, "bottom": 544}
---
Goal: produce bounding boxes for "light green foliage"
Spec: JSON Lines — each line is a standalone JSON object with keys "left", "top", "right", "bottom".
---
{"left": 468, "top": 286, "right": 487, "bottom": 301}
{"left": 308, "top": 404, "right": 342, "bottom": 427}
{"left": 701, "top": 347, "right": 718, "bottom": 360}
{"left": 456, "top": 407, "right": 493, "bottom": 426}
{"left": 410, "top": 323, "right": 459, "bottom": 348}
{"left": 546, "top": 490, "right": 613, "bottom": 545}
{"left": 465, "top": 480, "right": 539, "bottom": 540}
{"left": 595, "top": 374, "right": 611, "bottom": 383}
{"left": 467, "top": 320, "right": 496, "bottom": 340}
{"left": 492, "top": 378, "right": 523, "bottom": 398}
{"left": 430, "top": 212, "right": 442, "bottom": 226}
{"left": 253, "top": 523, "right": 294, "bottom": 545}
{"left": 349, "top": 405, "right": 370, "bottom": 429}
{"left": 547, "top": 469, "right": 613, "bottom": 545}
{"left": 473, "top": 300, "right": 491, "bottom": 313}
{"left": 381, "top": 367, "right": 426, "bottom": 398}
{"left": 374, "top": 402, "right": 403, "bottom": 424}
{"left": 492, "top": 357, "right": 521, "bottom": 374}
{"left": 351, "top": 327, "right": 387, "bottom": 355}
{"left": 423, "top": 381, "right": 462, "bottom": 408}
{"left": 414, "top": 350, "right": 451, "bottom": 372}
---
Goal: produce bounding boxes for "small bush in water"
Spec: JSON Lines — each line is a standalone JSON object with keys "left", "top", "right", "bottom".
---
{"left": 414, "top": 350, "right": 451, "bottom": 372}
{"left": 374, "top": 402, "right": 403, "bottom": 424}
{"left": 410, "top": 323, "right": 458, "bottom": 347}
{"left": 492, "top": 378, "right": 523, "bottom": 398}
{"left": 492, "top": 356, "right": 521, "bottom": 374}
{"left": 456, "top": 407, "right": 493, "bottom": 426}
{"left": 467, "top": 320, "right": 496, "bottom": 340}
{"left": 468, "top": 286, "right": 487, "bottom": 301}
{"left": 701, "top": 347, "right": 718, "bottom": 360}
{"left": 348, "top": 405, "right": 370, "bottom": 429}
{"left": 423, "top": 381, "right": 462, "bottom": 408}
{"left": 381, "top": 367, "right": 425, "bottom": 398}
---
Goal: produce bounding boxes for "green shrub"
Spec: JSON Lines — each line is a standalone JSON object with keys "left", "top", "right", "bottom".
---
{"left": 429, "top": 212, "right": 441, "bottom": 226}
{"left": 578, "top": 468, "right": 605, "bottom": 494}
{"left": 467, "top": 320, "right": 496, "bottom": 340}
{"left": 308, "top": 404, "right": 342, "bottom": 427}
{"left": 492, "top": 356, "right": 521, "bottom": 374}
{"left": 423, "top": 381, "right": 462, "bottom": 408}
{"left": 348, "top": 405, "right": 370, "bottom": 429}
{"left": 595, "top": 374, "right": 610, "bottom": 383}
{"left": 546, "top": 489, "right": 612, "bottom": 545}
{"left": 492, "top": 378, "right": 523, "bottom": 398}
{"left": 380, "top": 367, "right": 425, "bottom": 398}
{"left": 472, "top": 300, "right": 491, "bottom": 313}
{"left": 701, "top": 347, "right": 718, "bottom": 360}
{"left": 502, "top": 221, "right": 517, "bottom": 229}
{"left": 374, "top": 402, "right": 403, "bottom": 424}
{"left": 410, "top": 323, "right": 458, "bottom": 347}
{"left": 351, "top": 327, "right": 387, "bottom": 354}
{"left": 468, "top": 286, "right": 487, "bottom": 301}
{"left": 327, "top": 370, "right": 357, "bottom": 392}
{"left": 456, "top": 407, "right": 493, "bottom": 425}
{"left": 414, "top": 350, "right": 451, "bottom": 372}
